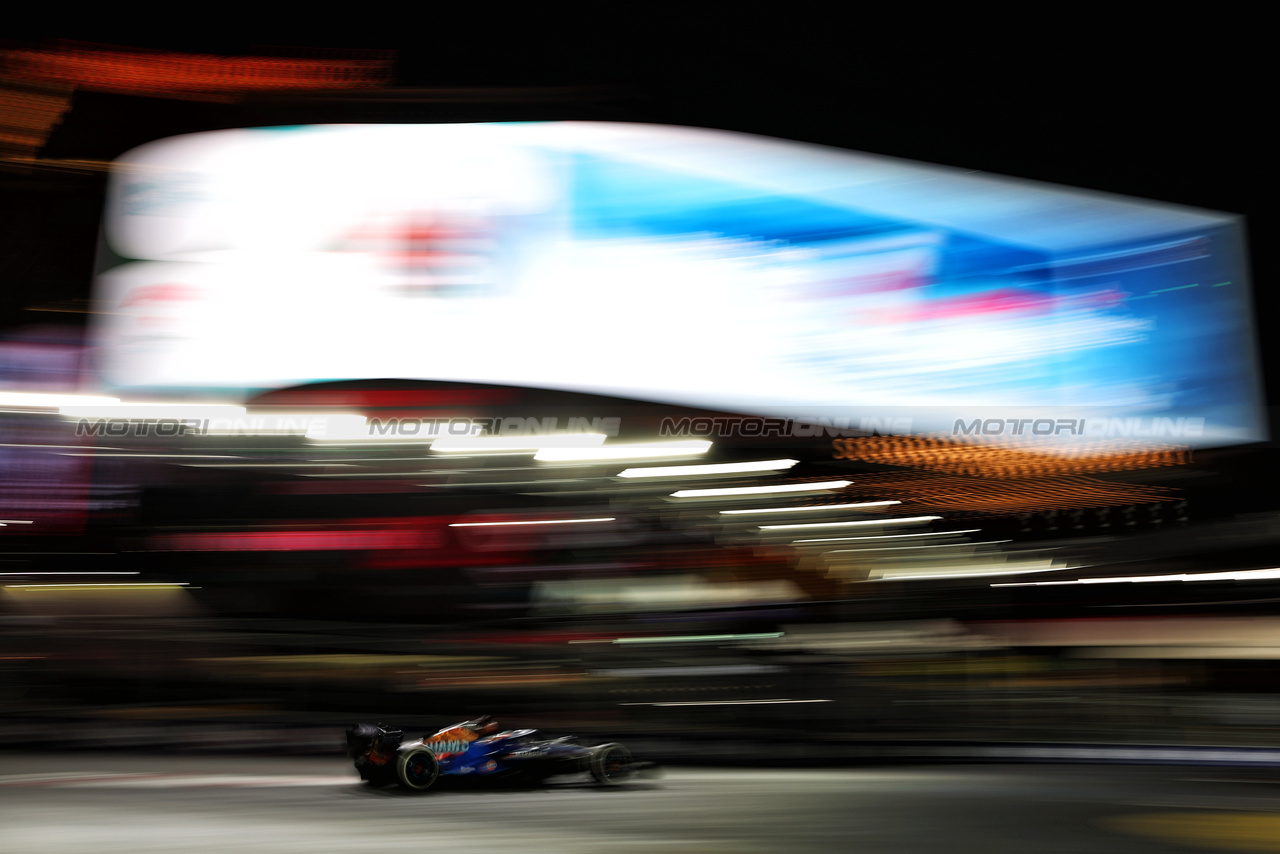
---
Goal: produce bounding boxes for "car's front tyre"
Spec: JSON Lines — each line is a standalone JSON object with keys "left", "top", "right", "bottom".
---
{"left": 589, "top": 743, "right": 634, "bottom": 785}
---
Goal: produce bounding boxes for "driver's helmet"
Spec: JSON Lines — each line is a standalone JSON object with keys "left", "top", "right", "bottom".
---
{"left": 468, "top": 715, "right": 500, "bottom": 737}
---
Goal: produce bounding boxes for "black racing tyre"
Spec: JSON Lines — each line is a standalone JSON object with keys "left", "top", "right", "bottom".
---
{"left": 589, "top": 743, "right": 634, "bottom": 785}
{"left": 396, "top": 748, "right": 440, "bottom": 792}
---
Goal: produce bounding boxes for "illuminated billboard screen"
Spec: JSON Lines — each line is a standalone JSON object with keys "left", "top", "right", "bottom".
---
{"left": 92, "top": 122, "right": 1263, "bottom": 447}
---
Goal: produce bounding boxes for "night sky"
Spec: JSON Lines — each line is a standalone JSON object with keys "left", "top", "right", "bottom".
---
{"left": 2, "top": 18, "right": 1270, "bottom": 405}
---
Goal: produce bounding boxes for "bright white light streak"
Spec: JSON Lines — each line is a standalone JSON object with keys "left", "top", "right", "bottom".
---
{"left": 309, "top": 415, "right": 458, "bottom": 443}
{"left": 672, "top": 480, "right": 851, "bottom": 498}
{"left": 722, "top": 500, "right": 900, "bottom": 515}
{"left": 58, "top": 403, "right": 245, "bottom": 419}
{"left": 448, "top": 517, "right": 615, "bottom": 528}
{"left": 828, "top": 540, "right": 1012, "bottom": 553}
{"left": 5, "top": 582, "right": 191, "bottom": 589}
{"left": 1, "top": 443, "right": 123, "bottom": 450}
{"left": 620, "top": 699, "right": 832, "bottom": 706}
{"left": 306, "top": 414, "right": 394, "bottom": 442}
{"left": 308, "top": 437, "right": 436, "bottom": 446}
{"left": 618, "top": 459, "right": 796, "bottom": 478}
{"left": 433, "top": 433, "right": 607, "bottom": 452}
{"left": 536, "top": 441, "right": 710, "bottom": 462}
{"left": 423, "top": 479, "right": 591, "bottom": 488}
{"left": 57, "top": 453, "right": 241, "bottom": 459}
{"left": 180, "top": 462, "right": 358, "bottom": 468}
{"left": 1, "top": 392, "right": 120, "bottom": 410}
{"left": 429, "top": 451, "right": 547, "bottom": 458}
{"left": 879, "top": 566, "right": 1071, "bottom": 581}
{"left": 303, "top": 414, "right": 369, "bottom": 439}
{"left": 0, "top": 520, "right": 34, "bottom": 525}
{"left": 793, "top": 529, "right": 981, "bottom": 544}
{"left": 993, "top": 567, "right": 1280, "bottom": 587}
{"left": 300, "top": 470, "right": 433, "bottom": 477}
{"left": 311, "top": 457, "right": 430, "bottom": 463}
{"left": 187, "top": 412, "right": 368, "bottom": 438}
{"left": 761, "top": 515, "right": 942, "bottom": 531}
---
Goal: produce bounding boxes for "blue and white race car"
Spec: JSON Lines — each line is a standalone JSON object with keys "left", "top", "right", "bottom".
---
{"left": 345, "top": 717, "right": 651, "bottom": 792}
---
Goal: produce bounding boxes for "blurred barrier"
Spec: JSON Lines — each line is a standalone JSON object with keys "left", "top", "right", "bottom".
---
{"left": 6, "top": 613, "right": 1280, "bottom": 761}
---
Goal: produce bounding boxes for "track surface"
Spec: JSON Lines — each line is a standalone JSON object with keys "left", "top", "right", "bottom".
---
{"left": 3, "top": 754, "right": 1280, "bottom": 852}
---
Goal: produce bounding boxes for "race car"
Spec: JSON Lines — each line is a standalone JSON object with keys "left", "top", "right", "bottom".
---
{"left": 345, "top": 717, "right": 652, "bottom": 791}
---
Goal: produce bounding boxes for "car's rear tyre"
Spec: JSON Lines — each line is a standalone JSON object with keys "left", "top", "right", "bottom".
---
{"left": 589, "top": 743, "right": 634, "bottom": 785}
{"left": 396, "top": 748, "right": 440, "bottom": 792}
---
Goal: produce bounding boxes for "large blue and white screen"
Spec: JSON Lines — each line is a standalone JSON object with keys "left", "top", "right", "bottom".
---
{"left": 91, "top": 122, "right": 1263, "bottom": 446}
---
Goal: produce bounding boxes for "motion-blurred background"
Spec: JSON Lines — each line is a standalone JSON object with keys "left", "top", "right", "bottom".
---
{"left": 2, "top": 23, "right": 1277, "bottom": 762}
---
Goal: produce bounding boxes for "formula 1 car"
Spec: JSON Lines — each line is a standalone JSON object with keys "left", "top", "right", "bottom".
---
{"left": 345, "top": 718, "right": 652, "bottom": 792}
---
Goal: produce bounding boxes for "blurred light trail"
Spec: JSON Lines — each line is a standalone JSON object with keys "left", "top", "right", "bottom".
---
{"left": 56, "top": 453, "right": 241, "bottom": 459}
{"left": 536, "top": 441, "right": 710, "bottom": 461}
{"left": 424, "top": 478, "right": 591, "bottom": 488}
{"left": 313, "top": 457, "right": 439, "bottom": 462}
{"left": 178, "top": 463, "right": 358, "bottom": 468}
{"left": 448, "top": 517, "right": 615, "bottom": 527}
{"left": 433, "top": 433, "right": 607, "bottom": 452}
{"left": 880, "top": 566, "right": 1075, "bottom": 581}
{"left": 612, "top": 632, "right": 784, "bottom": 644}
{"left": 420, "top": 452, "right": 545, "bottom": 459}
{"left": 618, "top": 459, "right": 798, "bottom": 478}
{"left": 994, "top": 567, "right": 1280, "bottom": 587}
{"left": 210, "top": 413, "right": 367, "bottom": 438}
{"left": 828, "top": 540, "right": 1012, "bottom": 552}
{"left": 307, "top": 437, "right": 436, "bottom": 445}
{"left": 722, "top": 501, "right": 900, "bottom": 515}
{"left": 1, "top": 444, "right": 123, "bottom": 450}
{"left": 761, "top": 515, "right": 941, "bottom": 530}
{"left": 793, "top": 529, "right": 981, "bottom": 543}
{"left": 301, "top": 470, "right": 436, "bottom": 477}
{"left": 672, "top": 480, "right": 851, "bottom": 498}
{"left": 2, "top": 43, "right": 395, "bottom": 100}
{"left": 1, "top": 392, "right": 120, "bottom": 410}
{"left": 595, "top": 665, "right": 784, "bottom": 677}
{"left": 58, "top": 403, "right": 245, "bottom": 418}
{"left": 4, "top": 582, "right": 191, "bottom": 589}
{"left": 151, "top": 529, "right": 436, "bottom": 551}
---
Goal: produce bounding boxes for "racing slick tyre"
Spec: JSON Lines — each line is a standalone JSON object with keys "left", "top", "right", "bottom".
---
{"left": 396, "top": 748, "right": 440, "bottom": 792}
{"left": 589, "top": 743, "right": 634, "bottom": 785}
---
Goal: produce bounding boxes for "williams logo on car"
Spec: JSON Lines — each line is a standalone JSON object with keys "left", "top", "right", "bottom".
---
{"left": 427, "top": 739, "right": 472, "bottom": 755}
{"left": 426, "top": 728, "right": 478, "bottom": 756}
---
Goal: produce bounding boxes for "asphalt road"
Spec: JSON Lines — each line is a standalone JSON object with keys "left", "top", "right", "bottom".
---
{"left": 3, "top": 754, "right": 1280, "bottom": 852}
